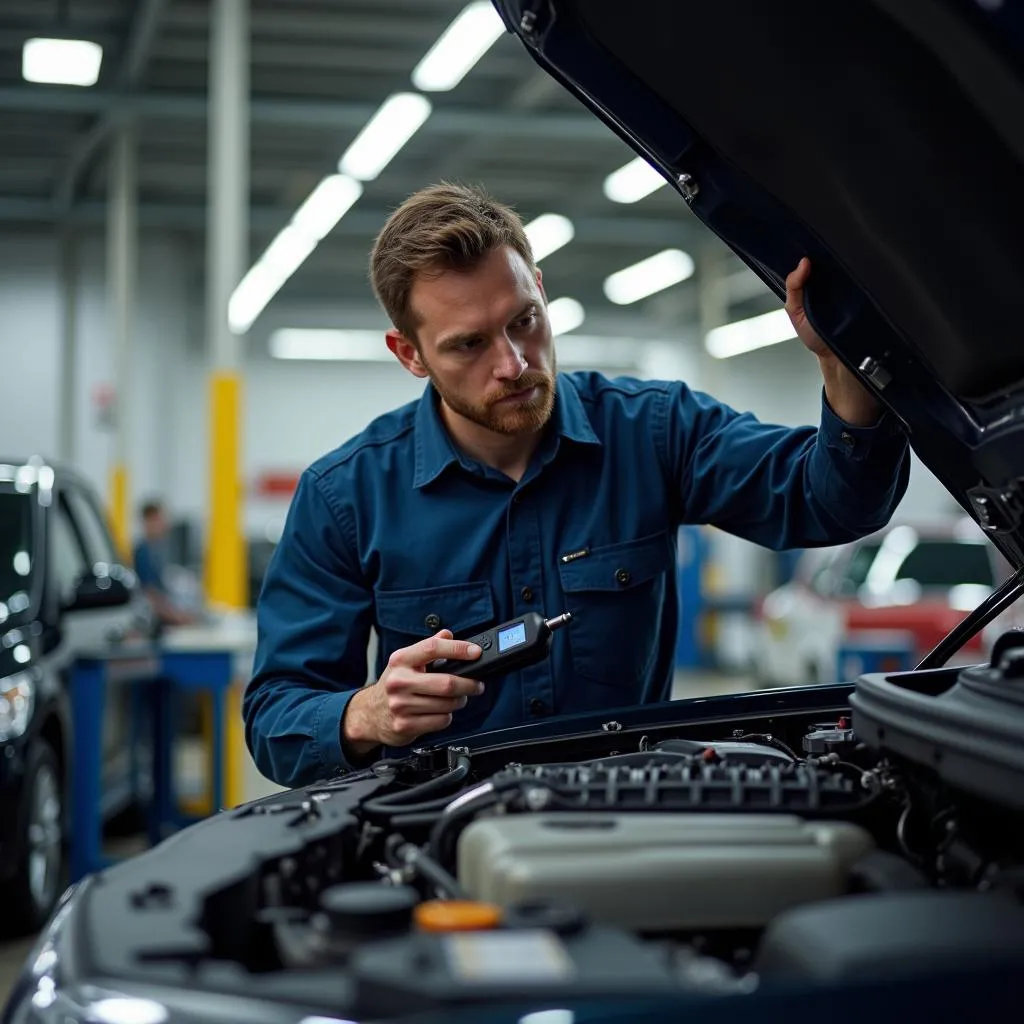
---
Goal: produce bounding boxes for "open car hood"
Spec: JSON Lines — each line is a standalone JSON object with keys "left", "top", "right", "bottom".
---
{"left": 492, "top": 0, "right": 1024, "bottom": 569}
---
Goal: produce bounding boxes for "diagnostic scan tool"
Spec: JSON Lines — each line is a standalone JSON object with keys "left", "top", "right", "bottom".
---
{"left": 428, "top": 611, "right": 572, "bottom": 681}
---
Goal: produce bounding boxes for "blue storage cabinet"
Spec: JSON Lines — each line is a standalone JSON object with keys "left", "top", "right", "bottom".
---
{"left": 836, "top": 629, "right": 916, "bottom": 681}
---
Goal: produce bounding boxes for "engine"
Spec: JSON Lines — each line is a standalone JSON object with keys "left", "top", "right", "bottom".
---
{"left": 21, "top": 646, "right": 1024, "bottom": 1023}
{"left": 253, "top": 700, "right": 1024, "bottom": 1013}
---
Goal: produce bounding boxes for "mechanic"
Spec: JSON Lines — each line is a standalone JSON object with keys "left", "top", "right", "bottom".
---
{"left": 244, "top": 182, "right": 910, "bottom": 789}
{"left": 133, "top": 498, "right": 199, "bottom": 629}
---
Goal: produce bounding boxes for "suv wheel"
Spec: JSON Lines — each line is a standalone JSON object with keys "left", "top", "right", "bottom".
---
{"left": 2, "top": 739, "right": 66, "bottom": 935}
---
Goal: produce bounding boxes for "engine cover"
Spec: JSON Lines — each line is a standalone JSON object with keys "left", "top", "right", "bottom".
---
{"left": 457, "top": 812, "right": 874, "bottom": 932}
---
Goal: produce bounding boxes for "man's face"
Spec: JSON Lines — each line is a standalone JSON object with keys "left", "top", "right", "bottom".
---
{"left": 389, "top": 246, "right": 557, "bottom": 436}
{"left": 145, "top": 511, "right": 167, "bottom": 540}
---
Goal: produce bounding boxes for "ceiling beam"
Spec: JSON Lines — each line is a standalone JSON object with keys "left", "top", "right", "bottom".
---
{"left": 0, "top": 197, "right": 693, "bottom": 247}
{"left": 0, "top": 86, "right": 616, "bottom": 142}
{"left": 121, "top": 0, "right": 169, "bottom": 85}
{"left": 53, "top": 0, "right": 170, "bottom": 212}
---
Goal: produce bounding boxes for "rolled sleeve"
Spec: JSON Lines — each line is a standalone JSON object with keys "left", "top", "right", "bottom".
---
{"left": 243, "top": 470, "right": 374, "bottom": 788}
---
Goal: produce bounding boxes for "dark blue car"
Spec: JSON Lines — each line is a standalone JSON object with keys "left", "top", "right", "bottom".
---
{"left": 0, "top": 458, "right": 150, "bottom": 935}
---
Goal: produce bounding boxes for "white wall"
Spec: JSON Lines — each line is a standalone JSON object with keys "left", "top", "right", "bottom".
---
{"left": 242, "top": 357, "right": 427, "bottom": 537}
{"left": 2, "top": 235, "right": 62, "bottom": 458}
{"left": 0, "top": 230, "right": 195, "bottom": 524}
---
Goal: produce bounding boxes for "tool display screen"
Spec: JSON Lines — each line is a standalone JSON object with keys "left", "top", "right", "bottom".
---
{"left": 498, "top": 621, "right": 527, "bottom": 652}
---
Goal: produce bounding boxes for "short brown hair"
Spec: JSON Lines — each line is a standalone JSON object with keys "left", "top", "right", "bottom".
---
{"left": 369, "top": 181, "right": 534, "bottom": 340}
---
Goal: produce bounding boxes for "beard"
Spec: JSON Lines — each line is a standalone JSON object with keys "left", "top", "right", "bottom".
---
{"left": 426, "top": 359, "right": 558, "bottom": 436}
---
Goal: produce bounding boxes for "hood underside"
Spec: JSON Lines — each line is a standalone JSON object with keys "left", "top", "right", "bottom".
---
{"left": 493, "top": 0, "right": 1024, "bottom": 568}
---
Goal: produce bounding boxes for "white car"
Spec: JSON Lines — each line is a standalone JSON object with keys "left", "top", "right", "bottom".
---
{"left": 752, "top": 519, "right": 1009, "bottom": 686}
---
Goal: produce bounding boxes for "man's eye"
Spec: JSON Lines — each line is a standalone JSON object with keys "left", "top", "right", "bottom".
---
{"left": 456, "top": 338, "right": 483, "bottom": 351}
{"left": 511, "top": 312, "right": 537, "bottom": 330}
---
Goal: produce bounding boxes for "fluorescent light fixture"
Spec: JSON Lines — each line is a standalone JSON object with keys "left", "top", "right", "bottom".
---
{"left": 547, "top": 297, "right": 585, "bottom": 337}
{"left": 229, "top": 265, "right": 284, "bottom": 336}
{"left": 22, "top": 37, "right": 103, "bottom": 86}
{"left": 228, "top": 177, "right": 363, "bottom": 333}
{"left": 411, "top": 1, "right": 506, "bottom": 92}
{"left": 603, "top": 156, "right": 667, "bottom": 204}
{"left": 228, "top": 226, "right": 316, "bottom": 334}
{"left": 603, "top": 248, "right": 695, "bottom": 305}
{"left": 524, "top": 213, "right": 574, "bottom": 262}
{"left": 339, "top": 92, "right": 432, "bottom": 181}
{"left": 704, "top": 308, "right": 796, "bottom": 359}
{"left": 228, "top": 90, "right": 425, "bottom": 333}
{"left": 291, "top": 174, "right": 362, "bottom": 241}
{"left": 260, "top": 224, "right": 318, "bottom": 278}
{"left": 269, "top": 329, "right": 391, "bottom": 361}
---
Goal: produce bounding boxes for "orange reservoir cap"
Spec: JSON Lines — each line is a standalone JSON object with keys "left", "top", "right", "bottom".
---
{"left": 414, "top": 900, "right": 504, "bottom": 933}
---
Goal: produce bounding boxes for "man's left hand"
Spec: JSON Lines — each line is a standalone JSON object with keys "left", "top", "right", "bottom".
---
{"left": 785, "top": 257, "right": 881, "bottom": 428}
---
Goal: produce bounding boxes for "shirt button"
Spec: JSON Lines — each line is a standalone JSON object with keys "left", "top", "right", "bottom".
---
{"left": 424, "top": 613, "right": 441, "bottom": 630}
{"left": 521, "top": 586, "right": 534, "bottom": 601}
{"left": 615, "top": 568, "right": 631, "bottom": 585}
{"left": 840, "top": 431, "right": 855, "bottom": 447}
{"left": 529, "top": 698, "right": 547, "bottom": 716}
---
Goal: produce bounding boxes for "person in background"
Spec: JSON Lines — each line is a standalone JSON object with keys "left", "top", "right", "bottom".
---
{"left": 133, "top": 499, "right": 198, "bottom": 628}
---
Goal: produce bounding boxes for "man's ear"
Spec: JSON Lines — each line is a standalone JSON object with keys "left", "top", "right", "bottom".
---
{"left": 386, "top": 329, "right": 429, "bottom": 378}
{"left": 535, "top": 266, "right": 547, "bottom": 303}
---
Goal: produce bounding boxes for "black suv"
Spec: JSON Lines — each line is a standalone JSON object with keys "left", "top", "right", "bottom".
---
{"left": 0, "top": 457, "right": 151, "bottom": 934}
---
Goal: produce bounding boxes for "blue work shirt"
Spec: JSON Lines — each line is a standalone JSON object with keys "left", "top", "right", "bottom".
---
{"left": 133, "top": 538, "right": 168, "bottom": 593}
{"left": 244, "top": 371, "right": 909, "bottom": 788}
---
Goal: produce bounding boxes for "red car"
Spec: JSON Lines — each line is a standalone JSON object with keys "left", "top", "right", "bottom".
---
{"left": 754, "top": 520, "right": 1011, "bottom": 686}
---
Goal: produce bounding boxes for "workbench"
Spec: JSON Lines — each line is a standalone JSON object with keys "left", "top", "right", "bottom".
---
{"left": 67, "top": 614, "right": 259, "bottom": 882}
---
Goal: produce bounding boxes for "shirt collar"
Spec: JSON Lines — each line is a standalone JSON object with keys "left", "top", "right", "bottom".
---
{"left": 413, "top": 384, "right": 461, "bottom": 489}
{"left": 413, "top": 373, "right": 601, "bottom": 489}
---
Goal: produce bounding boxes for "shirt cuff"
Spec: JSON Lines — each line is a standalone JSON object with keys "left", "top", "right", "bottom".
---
{"left": 314, "top": 687, "right": 369, "bottom": 776}
{"left": 818, "top": 387, "right": 903, "bottom": 463}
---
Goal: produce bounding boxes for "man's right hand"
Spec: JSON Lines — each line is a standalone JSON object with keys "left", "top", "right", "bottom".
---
{"left": 342, "top": 630, "right": 484, "bottom": 755}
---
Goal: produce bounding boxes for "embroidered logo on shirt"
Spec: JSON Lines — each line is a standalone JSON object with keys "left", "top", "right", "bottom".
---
{"left": 560, "top": 548, "right": 590, "bottom": 564}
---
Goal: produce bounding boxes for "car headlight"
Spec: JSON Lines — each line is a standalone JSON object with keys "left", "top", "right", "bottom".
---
{"left": 0, "top": 670, "right": 35, "bottom": 742}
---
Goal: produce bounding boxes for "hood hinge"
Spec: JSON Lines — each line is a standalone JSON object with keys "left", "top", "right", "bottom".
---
{"left": 968, "top": 479, "right": 1024, "bottom": 534}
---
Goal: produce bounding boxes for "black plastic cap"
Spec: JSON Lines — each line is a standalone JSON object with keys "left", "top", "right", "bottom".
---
{"left": 319, "top": 882, "right": 419, "bottom": 937}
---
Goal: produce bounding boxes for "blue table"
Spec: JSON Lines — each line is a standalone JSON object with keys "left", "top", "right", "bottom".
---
{"left": 156, "top": 618, "right": 258, "bottom": 817}
{"left": 69, "top": 622, "right": 258, "bottom": 882}
{"left": 67, "top": 644, "right": 164, "bottom": 882}
{"left": 154, "top": 648, "right": 236, "bottom": 829}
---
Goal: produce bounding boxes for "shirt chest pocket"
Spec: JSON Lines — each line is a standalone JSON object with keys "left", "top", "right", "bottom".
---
{"left": 557, "top": 532, "right": 674, "bottom": 687}
{"left": 374, "top": 581, "right": 496, "bottom": 661}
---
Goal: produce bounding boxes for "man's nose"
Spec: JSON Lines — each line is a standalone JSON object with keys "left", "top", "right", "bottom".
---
{"left": 494, "top": 336, "right": 527, "bottom": 379}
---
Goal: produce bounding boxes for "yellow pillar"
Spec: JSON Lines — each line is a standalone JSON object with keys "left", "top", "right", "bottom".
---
{"left": 204, "top": 372, "right": 247, "bottom": 609}
{"left": 107, "top": 125, "right": 137, "bottom": 565}
{"left": 202, "top": 0, "right": 250, "bottom": 811}
{"left": 109, "top": 463, "right": 130, "bottom": 562}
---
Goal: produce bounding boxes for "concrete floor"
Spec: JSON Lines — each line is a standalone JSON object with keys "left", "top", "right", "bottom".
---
{"left": 0, "top": 669, "right": 752, "bottom": 1004}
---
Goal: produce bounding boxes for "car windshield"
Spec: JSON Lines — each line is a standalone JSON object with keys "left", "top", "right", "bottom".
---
{"left": 0, "top": 489, "right": 34, "bottom": 607}
{"left": 843, "top": 537, "right": 994, "bottom": 592}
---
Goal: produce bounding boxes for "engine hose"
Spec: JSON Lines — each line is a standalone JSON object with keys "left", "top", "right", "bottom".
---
{"left": 386, "top": 835, "right": 467, "bottom": 901}
{"left": 362, "top": 754, "right": 472, "bottom": 818}
{"left": 366, "top": 793, "right": 462, "bottom": 819}
{"left": 427, "top": 779, "right": 529, "bottom": 867}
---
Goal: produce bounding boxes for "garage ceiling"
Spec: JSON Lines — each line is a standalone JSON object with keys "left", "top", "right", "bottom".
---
{"left": 0, "top": 0, "right": 766, "bottom": 323}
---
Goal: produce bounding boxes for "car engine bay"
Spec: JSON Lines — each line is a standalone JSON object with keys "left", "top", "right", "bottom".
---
{"left": 12, "top": 634, "right": 1024, "bottom": 1021}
